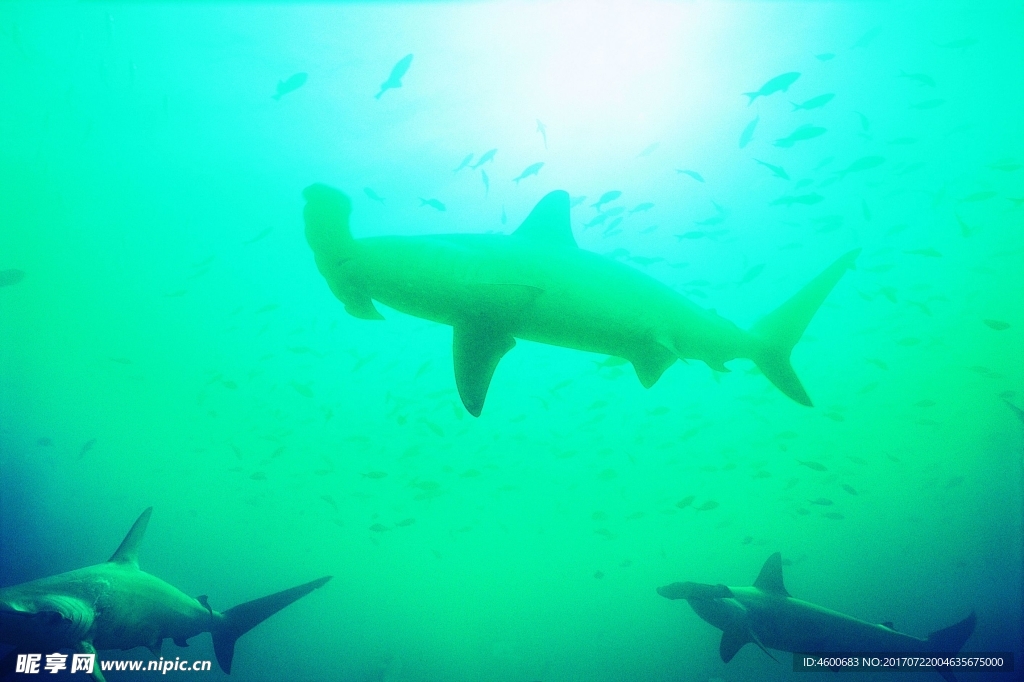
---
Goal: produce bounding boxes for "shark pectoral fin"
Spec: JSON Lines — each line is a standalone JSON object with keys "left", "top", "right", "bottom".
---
{"left": 147, "top": 639, "right": 163, "bottom": 658}
{"left": 632, "top": 344, "right": 677, "bottom": 389}
{"left": 513, "top": 190, "right": 577, "bottom": 248}
{"left": 108, "top": 507, "right": 152, "bottom": 567}
{"left": 75, "top": 641, "right": 106, "bottom": 682}
{"left": 174, "top": 637, "right": 189, "bottom": 647}
{"left": 342, "top": 292, "right": 384, "bottom": 321}
{"left": 453, "top": 322, "right": 517, "bottom": 417}
{"left": 719, "top": 626, "right": 750, "bottom": 663}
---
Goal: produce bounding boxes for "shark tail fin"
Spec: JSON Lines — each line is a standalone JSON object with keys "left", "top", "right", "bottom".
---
{"left": 927, "top": 612, "right": 976, "bottom": 682}
{"left": 749, "top": 249, "right": 860, "bottom": 406}
{"left": 213, "top": 576, "right": 331, "bottom": 674}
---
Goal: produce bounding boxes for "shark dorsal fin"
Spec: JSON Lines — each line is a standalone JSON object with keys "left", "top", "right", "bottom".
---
{"left": 753, "top": 552, "right": 790, "bottom": 596}
{"left": 108, "top": 507, "right": 153, "bottom": 567}
{"left": 513, "top": 191, "right": 576, "bottom": 248}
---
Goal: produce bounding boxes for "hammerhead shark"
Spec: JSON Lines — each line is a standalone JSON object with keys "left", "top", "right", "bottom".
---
{"left": 303, "top": 184, "right": 860, "bottom": 416}
{"left": 0, "top": 508, "right": 331, "bottom": 681}
{"left": 658, "top": 553, "right": 976, "bottom": 681}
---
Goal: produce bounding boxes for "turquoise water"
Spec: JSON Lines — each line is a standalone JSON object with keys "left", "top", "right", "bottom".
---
{"left": 1, "top": 1, "right": 1022, "bottom": 680}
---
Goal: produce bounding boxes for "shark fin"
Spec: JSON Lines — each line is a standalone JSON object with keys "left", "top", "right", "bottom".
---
{"left": 927, "top": 611, "right": 976, "bottom": 653}
{"left": 749, "top": 249, "right": 860, "bottom": 406}
{"left": 632, "top": 344, "right": 677, "bottom": 388}
{"left": 753, "top": 552, "right": 790, "bottom": 596}
{"left": 197, "top": 595, "right": 212, "bottom": 614}
{"left": 147, "top": 639, "right": 163, "bottom": 658}
{"left": 453, "top": 322, "right": 517, "bottom": 417}
{"left": 513, "top": 191, "right": 576, "bottom": 248}
{"left": 719, "top": 626, "right": 750, "bottom": 663}
{"left": 108, "top": 507, "right": 152, "bottom": 567}
{"left": 213, "top": 576, "right": 331, "bottom": 674}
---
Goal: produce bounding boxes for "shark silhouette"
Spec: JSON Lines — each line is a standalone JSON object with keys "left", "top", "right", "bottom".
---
{"left": 0, "top": 508, "right": 331, "bottom": 681}
{"left": 658, "top": 553, "right": 976, "bottom": 681}
{"left": 304, "top": 184, "right": 859, "bottom": 416}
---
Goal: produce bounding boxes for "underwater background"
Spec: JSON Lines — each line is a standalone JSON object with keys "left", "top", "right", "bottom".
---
{"left": 1, "top": 1, "right": 1022, "bottom": 680}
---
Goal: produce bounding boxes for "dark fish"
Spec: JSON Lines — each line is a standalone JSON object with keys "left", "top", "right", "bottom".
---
{"left": 791, "top": 93, "right": 835, "bottom": 111}
{"left": 740, "top": 263, "right": 765, "bottom": 284}
{"left": 676, "top": 169, "right": 705, "bottom": 182}
{"left": 363, "top": 187, "right": 386, "bottom": 203}
{"left": 320, "top": 495, "right": 338, "bottom": 510}
{"left": 291, "top": 381, "right": 314, "bottom": 398}
{"left": 637, "top": 142, "right": 659, "bottom": 157}
{"left": 471, "top": 148, "right": 497, "bottom": 170}
{"left": 481, "top": 170, "right": 490, "bottom": 195}
{"left": 836, "top": 155, "right": 885, "bottom": 178}
{"left": 536, "top": 119, "right": 547, "bottom": 149}
{"left": 823, "top": 512, "right": 844, "bottom": 520}
{"left": 983, "top": 319, "right": 1010, "bottom": 331}
{"left": 910, "top": 99, "right": 945, "bottom": 110}
{"left": 592, "top": 191, "right": 622, "bottom": 209}
{"left": 243, "top": 227, "right": 273, "bottom": 244}
{"left": 513, "top": 162, "right": 543, "bottom": 185}
{"left": 739, "top": 116, "right": 759, "bottom": 148}
{"left": 250, "top": 471, "right": 267, "bottom": 480}
{"left": 362, "top": 471, "right": 388, "bottom": 479}
{"left": 961, "top": 191, "right": 997, "bottom": 203}
{"left": 774, "top": 124, "right": 826, "bottom": 148}
{"left": 744, "top": 72, "right": 800, "bottom": 104}
{"left": 842, "top": 484, "right": 858, "bottom": 496}
{"left": 770, "top": 193, "right": 824, "bottom": 207}
{"left": 369, "top": 523, "right": 389, "bottom": 532}
{"left": 797, "top": 460, "right": 827, "bottom": 472}
{"left": 0, "top": 269, "right": 26, "bottom": 287}
{"left": 696, "top": 500, "right": 719, "bottom": 511}
{"left": 675, "top": 495, "right": 696, "bottom": 509}
{"left": 594, "top": 570, "right": 605, "bottom": 579}
{"left": 453, "top": 153, "right": 474, "bottom": 173}
{"left": 375, "top": 54, "right": 413, "bottom": 100}
{"left": 899, "top": 71, "right": 936, "bottom": 87}
{"left": 419, "top": 198, "right": 446, "bottom": 211}
{"left": 809, "top": 497, "right": 833, "bottom": 506}
{"left": 273, "top": 72, "right": 307, "bottom": 101}
{"left": 395, "top": 518, "right": 416, "bottom": 527}
{"left": 630, "top": 202, "right": 654, "bottom": 214}
{"left": 754, "top": 159, "right": 789, "bottom": 180}
{"left": 78, "top": 438, "right": 97, "bottom": 459}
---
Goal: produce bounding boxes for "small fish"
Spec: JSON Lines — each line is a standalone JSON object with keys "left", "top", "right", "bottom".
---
{"left": 904, "top": 248, "right": 942, "bottom": 257}
{"left": 988, "top": 160, "right": 1021, "bottom": 172}
{"left": 629, "top": 202, "right": 654, "bottom": 214}
{"left": 842, "top": 484, "right": 858, "bottom": 496}
{"left": 910, "top": 99, "right": 945, "bottom": 110}
{"left": 363, "top": 187, "right": 385, "bottom": 203}
{"left": 961, "top": 191, "right": 996, "bottom": 203}
{"left": 592, "top": 191, "right": 622, "bottom": 210}
{"left": 899, "top": 71, "right": 936, "bottom": 87}
{"left": 585, "top": 213, "right": 610, "bottom": 228}
{"left": 774, "top": 124, "right": 826, "bottom": 148}
{"left": 816, "top": 53, "right": 835, "bottom": 61}
{"left": 740, "top": 263, "right": 765, "bottom": 284}
{"left": 369, "top": 523, "right": 389, "bottom": 533}
{"left": 836, "top": 155, "right": 885, "bottom": 178}
{"left": 594, "top": 570, "right": 605, "bottom": 579}
{"left": 854, "top": 112, "right": 871, "bottom": 133}
{"left": 797, "top": 460, "right": 827, "bottom": 472}
{"left": 675, "top": 495, "right": 696, "bottom": 509}
{"left": 375, "top": 53, "right": 413, "bottom": 100}
{"left": 273, "top": 72, "right": 307, "bottom": 101}
{"left": 852, "top": 25, "right": 882, "bottom": 49}
{"left": 320, "top": 495, "right": 338, "bottom": 510}
{"left": 481, "top": 170, "right": 490, "bottom": 195}
{"left": 0, "top": 269, "right": 26, "bottom": 287}
{"left": 291, "top": 381, "right": 314, "bottom": 398}
{"left": 809, "top": 497, "right": 834, "bottom": 506}
{"left": 637, "top": 142, "right": 660, "bottom": 157}
{"left": 243, "top": 227, "right": 273, "bottom": 244}
{"left": 250, "top": 471, "right": 267, "bottom": 481}
{"left": 754, "top": 159, "right": 789, "bottom": 180}
{"left": 78, "top": 438, "right": 97, "bottom": 459}
{"left": 570, "top": 195, "right": 587, "bottom": 208}
{"left": 983, "top": 319, "right": 1010, "bottom": 331}
{"left": 256, "top": 303, "right": 279, "bottom": 314}
{"left": 696, "top": 500, "right": 719, "bottom": 511}
{"left": 676, "top": 169, "right": 705, "bottom": 182}
{"left": 395, "top": 518, "right": 416, "bottom": 527}
{"left": 739, "top": 116, "right": 759, "bottom": 148}
{"left": 744, "top": 71, "right": 801, "bottom": 104}
{"left": 791, "top": 93, "right": 835, "bottom": 111}
{"left": 770, "top": 193, "right": 824, "bottom": 207}
{"left": 453, "top": 154, "right": 474, "bottom": 173}
{"left": 513, "top": 162, "right": 543, "bottom": 185}
{"left": 536, "top": 119, "right": 547, "bottom": 149}
{"left": 419, "top": 198, "right": 446, "bottom": 211}
{"left": 362, "top": 471, "right": 388, "bottom": 479}
{"left": 471, "top": 148, "right": 497, "bottom": 169}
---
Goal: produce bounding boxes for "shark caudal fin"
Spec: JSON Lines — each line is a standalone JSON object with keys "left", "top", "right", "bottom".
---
{"left": 212, "top": 576, "right": 331, "bottom": 674}
{"left": 927, "top": 612, "right": 976, "bottom": 682}
{"left": 749, "top": 249, "right": 860, "bottom": 406}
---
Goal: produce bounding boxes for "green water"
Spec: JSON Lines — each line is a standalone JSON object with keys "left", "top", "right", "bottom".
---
{"left": 1, "top": 1, "right": 1022, "bottom": 681}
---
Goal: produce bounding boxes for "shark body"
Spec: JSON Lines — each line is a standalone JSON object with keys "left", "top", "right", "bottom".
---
{"left": 0, "top": 508, "right": 330, "bottom": 681}
{"left": 304, "top": 184, "right": 859, "bottom": 416}
{"left": 658, "top": 553, "right": 976, "bottom": 681}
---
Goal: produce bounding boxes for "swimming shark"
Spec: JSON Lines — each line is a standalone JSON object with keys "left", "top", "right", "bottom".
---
{"left": 657, "top": 553, "right": 976, "bottom": 681}
{"left": 303, "top": 184, "right": 860, "bottom": 416}
{"left": 0, "top": 508, "right": 331, "bottom": 681}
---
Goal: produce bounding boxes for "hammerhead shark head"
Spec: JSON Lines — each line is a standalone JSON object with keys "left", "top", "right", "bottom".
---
{"left": 303, "top": 184, "right": 859, "bottom": 416}
{"left": 658, "top": 553, "right": 976, "bottom": 681}
{"left": 0, "top": 508, "right": 331, "bottom": 681}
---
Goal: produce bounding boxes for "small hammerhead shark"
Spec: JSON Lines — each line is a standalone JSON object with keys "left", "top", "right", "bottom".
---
{"left": 658, "top": 552, "right": 976, "bottom": 681}
{"left": 0, "top": 508, "right": 331, "bottom": 681}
